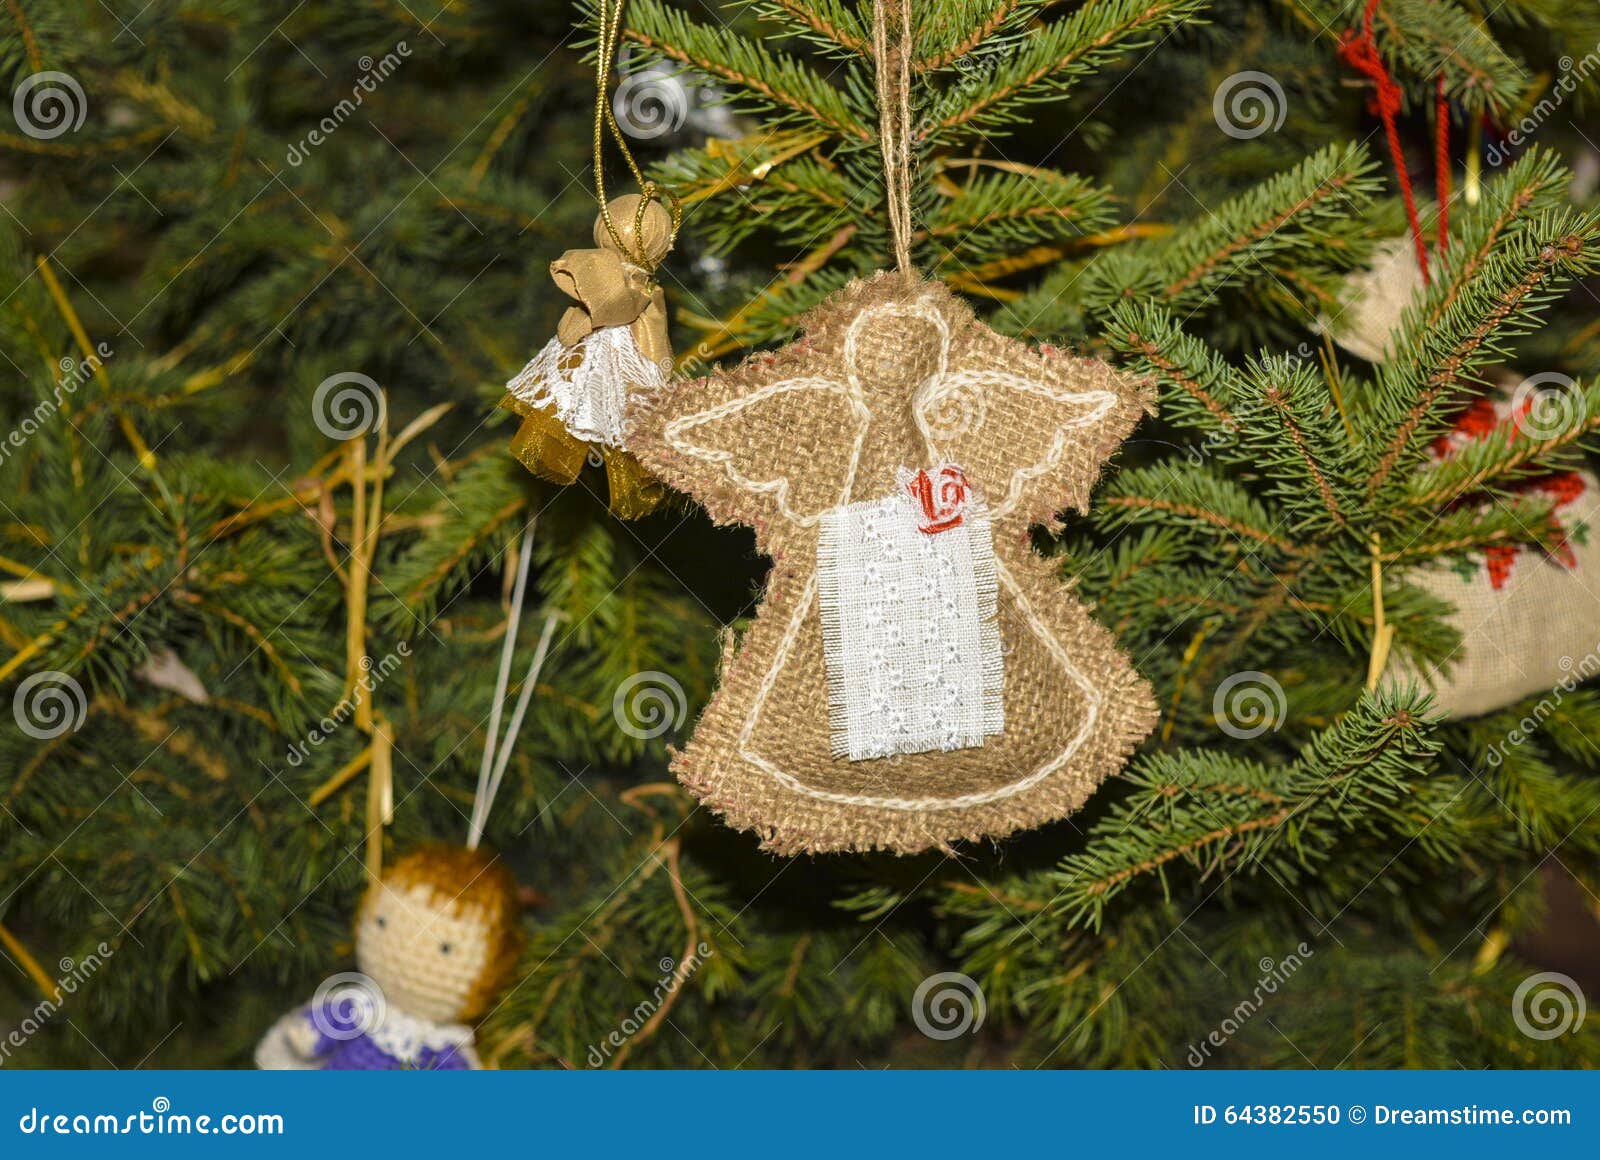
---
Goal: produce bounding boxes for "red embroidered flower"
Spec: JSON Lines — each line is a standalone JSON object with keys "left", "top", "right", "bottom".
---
{"left": 905, "top": 464, "right": 971, "bottom": 534}
{"left": 1430, "top": 397, "right": 1499, "bottom": 455}
{"left": 1434, "top": 397, "right": 1586, "bottom": 590}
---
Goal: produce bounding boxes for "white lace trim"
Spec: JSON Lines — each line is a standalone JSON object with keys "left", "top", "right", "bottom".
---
{"left": 505, "top": 326, "right": 664, "bottom": 448}
{"left": 342, "top": 990, "right": 475, "bottom": 1065}
{"left": 817, "top": 469, "right": 1003, "bottom": 761}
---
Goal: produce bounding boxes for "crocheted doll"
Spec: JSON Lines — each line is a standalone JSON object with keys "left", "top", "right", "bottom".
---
{"left": 255, "top": 845, "right": 521, "bottom": 1070}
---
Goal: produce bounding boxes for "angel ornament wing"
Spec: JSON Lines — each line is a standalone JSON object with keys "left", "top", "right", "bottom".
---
{"left": 630, "top": 274, "right": 1158, "bottom": 855}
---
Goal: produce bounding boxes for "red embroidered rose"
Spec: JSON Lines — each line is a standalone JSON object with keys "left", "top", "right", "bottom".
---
{"left": 1434, "top": 397, "right": 1586, "bottom": 590}
{"left": 905, "top": 464, "right": 970, "bottom": 534}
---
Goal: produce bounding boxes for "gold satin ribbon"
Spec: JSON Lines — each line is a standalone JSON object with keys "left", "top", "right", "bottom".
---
{"left": 601, "top": 441, "right": 666, "bottom": 520}
{"left": 501, "top": 394, "right": 664, "bottom": 518}
{"left": 502, "top": 0, "right": 675, "bottom": 519}
{"left": 552, "top": 248, "right": 654, "bottom": 345}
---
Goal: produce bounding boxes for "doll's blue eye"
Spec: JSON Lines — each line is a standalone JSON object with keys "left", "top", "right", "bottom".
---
{"left": 376, "top": 916, "right": 387, "bottom": 929}
{"left": 439, "top": 942, "right": 452, "bottom": 955}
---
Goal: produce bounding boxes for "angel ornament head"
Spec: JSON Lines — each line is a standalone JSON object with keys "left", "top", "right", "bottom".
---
{"left": 501, "top": 193, "right": 674, "bottom": 518}
{"left": 630, "top": 273, "right": 1158, "bottom": 855}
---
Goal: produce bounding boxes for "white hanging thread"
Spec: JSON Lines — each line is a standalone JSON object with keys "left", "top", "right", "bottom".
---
{"left": 504, "top": 327, "right": 665, "bottom": 448}
{"left": 467, "top": 516, "right": 560, "bottom": 850}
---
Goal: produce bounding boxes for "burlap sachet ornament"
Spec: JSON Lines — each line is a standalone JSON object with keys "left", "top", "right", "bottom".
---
{"left": 1321, "top": 236, "right": 1600, "bottom": 717}
{"left": 629, "top": 273, "right": 1158, "bottom": 854}
{"left": 500, "top": 194, "right": 672, "bottom": 518}
{"left": 1391, "top": 393, "right": 1600, "bottom": 718}
{"left": 1317, "top": 236, "right": 1426, "bottom": 364}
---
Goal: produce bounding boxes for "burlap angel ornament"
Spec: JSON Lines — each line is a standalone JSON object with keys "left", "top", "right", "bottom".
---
{"left": 629, "top": 273, "right": 1158, "bottom": 854}
{"left": 500, "top": 194, "right": 672, "bottom": 518}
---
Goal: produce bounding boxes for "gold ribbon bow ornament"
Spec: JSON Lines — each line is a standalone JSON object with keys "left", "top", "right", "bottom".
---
{"left": 501, "top": 194, "right": 673, "bottom": 519}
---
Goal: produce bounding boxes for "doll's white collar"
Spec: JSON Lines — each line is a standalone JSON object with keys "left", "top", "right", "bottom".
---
{"left": 350, "top": 990, "right": 475, "bottom": 1064}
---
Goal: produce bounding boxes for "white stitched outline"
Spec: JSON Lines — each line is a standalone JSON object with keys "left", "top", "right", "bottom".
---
{"left": 738, "top": 561, "right": 1103, "bottom": 812}
{"left": 914, "top": 370, "right": 1119, "bottom": 521}
{"left": 664, "top": 377, "right": 871, "bottom": 527}
{"left": 846, "top": 297, "right": 950, "bottom": 397}
{"left": 674, "top": 292, "right": 1117, "bottom": 809}
{"left": 667, "top": 296, "right": 1121, "bottom": 527}
{"left": 663, "top": 298, "right": 940, "bottom": 526}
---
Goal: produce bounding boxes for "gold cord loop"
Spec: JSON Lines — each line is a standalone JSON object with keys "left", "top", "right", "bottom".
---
{"left": 594, "top": 0, "right": 681, "bottom": 269}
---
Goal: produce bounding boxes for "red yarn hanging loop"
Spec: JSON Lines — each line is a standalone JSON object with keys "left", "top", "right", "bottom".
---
{"left": 1435, "top": 75, "right": 1450, "bottom": 253}
{"left": 1339, "top": 0, "right": 1432, "bottom": 283}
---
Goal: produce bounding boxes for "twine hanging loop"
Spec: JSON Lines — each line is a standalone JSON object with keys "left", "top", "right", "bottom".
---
{"left": 872, "top": 0, "right": 916, "bottom": 277}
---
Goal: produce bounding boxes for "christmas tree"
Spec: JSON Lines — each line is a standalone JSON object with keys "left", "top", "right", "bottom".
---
{"left": 2, "top": 0, "right": 1598, "bottom": 1067}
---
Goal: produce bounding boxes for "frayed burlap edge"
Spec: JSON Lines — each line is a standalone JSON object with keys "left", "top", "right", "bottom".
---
{"left": 669, "top": 552, "right": 1159, "bottom": 856}
{"left": 631, "top": 272, "right": 1158, "bottom": 855}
